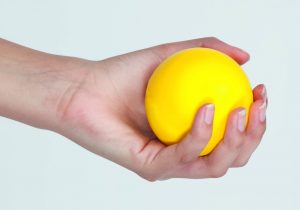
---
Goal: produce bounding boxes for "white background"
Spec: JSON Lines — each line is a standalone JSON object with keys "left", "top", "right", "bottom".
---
{"left": 0, "top": 0, "right": 299, "bottom": 209}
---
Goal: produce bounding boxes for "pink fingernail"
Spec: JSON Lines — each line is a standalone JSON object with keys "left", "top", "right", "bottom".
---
{"left": 236, "top": 47, "right": 249, "bottom": 56}
{"left": 238, "top": 109, "right": 246, "bottom": 132}
{"left": 204, "top": 104, "right": 214, "bottom": 125}
{"left": 259, "top": 101, "right": 266, "bottom": 122}
{"left": 261, "top": 85, "right": 267, "bottom": 102}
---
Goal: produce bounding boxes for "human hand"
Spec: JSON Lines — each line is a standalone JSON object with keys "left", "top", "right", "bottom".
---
{"left": 55, "top": 37, "right": 267, "bottom": 181}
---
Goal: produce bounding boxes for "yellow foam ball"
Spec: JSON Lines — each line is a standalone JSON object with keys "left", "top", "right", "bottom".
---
{"left": 145, "top": 48, "right": 253, "bottom": 156}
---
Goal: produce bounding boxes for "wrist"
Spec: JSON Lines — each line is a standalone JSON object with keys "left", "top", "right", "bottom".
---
{"left": 0, "top": 39, "right": 93, "bottom": 131}
{"left": 41, "top": 57, "right": 93, "bottom": 131}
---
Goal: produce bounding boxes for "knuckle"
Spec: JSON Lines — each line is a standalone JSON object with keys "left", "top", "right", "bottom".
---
{"left": 209, "top": 167, "right": 228, "bottom": 178}
{"left": 233, "top": 139, "right": 244, "bottom": 150}
{"left": 178, "top": 134, "right": 210, "bottom": 164}
{"left": 249, "top": 124, "right": 266, "bottom": 141}
{"left": 250, "top": 133, "right": 263, "bottom": 142}
{"left": 176, "top": 140, "right": 194, "bottom": 164}
{"left": 179, "top": 153, "right": 194, "bottom": 164}
{"left": 203, "top": 36, "right": 219, "bottom": 43}
{"left": 138, "top": 170, "right": 159, "bottom": 182}
{"left": 135, "top": 159, "right": 160, "bottom": 182}
{"left": 225, "top": 136, "right": 244, "bottom": 150}
{"left": 143, "top": 175, "right": 159, "bottom": 182}
{"left": 191, "top": 126, "right": 212, "bottom": 143}
{"left": 234, "top": 159, "right": 249, "bottom": 168}
{"left": 156, "top": 43, "right": 169, "bottom": 51}
{"left": 155, "top": 43, "right": 174, "bottom": 58}
{"left": 208, "top": 36, "right": 218, "bottom": 41}
{"left": 261, "top": 123, "right": 267, "bottom": 134}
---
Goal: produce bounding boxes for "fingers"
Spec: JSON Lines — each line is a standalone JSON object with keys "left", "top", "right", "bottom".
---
{"left": 151, "top": 37, "right": 250, "bottom": 65}
{"left": 146, "top": 104, "right": 214, "bottom": 180}
{"left": 189, "top": 108, "right": 247, "bottom": 178}
{"left": 139, "top": 85, "right": 267, "bottom": 180}
{"left": 199, "top": 38, "right": 250, "bottom": 65}
{"left": 175, "top": 104, "right": 214, "bottom": 163}
{"left": 232, "top": 84, "right": 267, "bottom": 167}
{"left": 204, "top": 108, "right": 246, "bottom": 175}
{"left": 169, "top": 107, "right": 247, "bottom": 179}
{"left": 253, "top": 83, "right": 267, "bottom": 101}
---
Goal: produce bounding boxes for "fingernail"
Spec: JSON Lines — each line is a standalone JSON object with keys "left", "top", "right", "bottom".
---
{"left": 204, "top": 104, "right": 214, "bottom": 125}
{"left": 238, "top": 109, "right": 246, "bottom": 132}
{"left": 236, "top": 47, "right": 249, "bottom": 55}
{"left": 261, "top": 84, "right": 267, "bottom": 102}
{"left": 259, "top": 101, "right": 266, "bottom": 122}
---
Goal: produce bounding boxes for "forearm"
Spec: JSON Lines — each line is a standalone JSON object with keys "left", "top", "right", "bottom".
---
{"left": 0, "top": 38, "right": 89, "bottom": 130}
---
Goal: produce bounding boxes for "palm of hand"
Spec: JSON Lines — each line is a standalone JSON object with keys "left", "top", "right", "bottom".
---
{"left": 59, "top": 38, "right": 267, "bottom": 181}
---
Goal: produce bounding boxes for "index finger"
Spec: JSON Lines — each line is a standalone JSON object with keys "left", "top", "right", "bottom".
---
{"left": 151, "top": 37, "right": 250, "bottom": 65}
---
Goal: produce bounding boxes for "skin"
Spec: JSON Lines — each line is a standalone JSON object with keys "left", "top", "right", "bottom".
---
{"left": 0, "top": 37, "right": 267, "bottom": 181}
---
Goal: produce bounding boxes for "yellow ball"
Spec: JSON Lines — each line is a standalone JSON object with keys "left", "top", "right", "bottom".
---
{"left": 145, "top": 48, "right": 253, "bottom": 156}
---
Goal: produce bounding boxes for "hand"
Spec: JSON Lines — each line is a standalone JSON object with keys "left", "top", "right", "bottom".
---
{"left": 55, "top": 37, "right": 267, "bottom": 181}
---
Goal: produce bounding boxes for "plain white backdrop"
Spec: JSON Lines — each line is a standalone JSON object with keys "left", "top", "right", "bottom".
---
{"left": 0, "top": 0, "right": 299, "bottom": 209}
